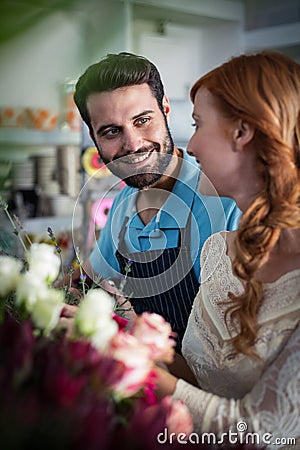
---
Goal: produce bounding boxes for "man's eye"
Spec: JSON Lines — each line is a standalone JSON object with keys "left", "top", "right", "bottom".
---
{"left": 191, "top": 122, "right": 199, "bottom": 130}
{"left": 136, "top": 117, "right": 149, "bottom": 125}
{"left": 103, "top": 128, "right": 119, "bottom": 137}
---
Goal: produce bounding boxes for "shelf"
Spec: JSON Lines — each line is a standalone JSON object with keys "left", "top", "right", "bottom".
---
{"left": 0, "top": 128, "right": 81, "bottom": 147}
{"left": 132, "top": 0, "right": 244, "bottom": 23}
{"left": 244, "top": 22, "right": 300, "bottom": 51}
{"left": 23, "top": 214, "right": 82, "bottom": 234}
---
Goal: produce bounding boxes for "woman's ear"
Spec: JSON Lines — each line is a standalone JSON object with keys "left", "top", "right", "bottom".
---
{"left": 233, "top": 120, "right": 255, "bottom": 151}
{"left": 162, "top": 95, "right": 171, "bottom": 122}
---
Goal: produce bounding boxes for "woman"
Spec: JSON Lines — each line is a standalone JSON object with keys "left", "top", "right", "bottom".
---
{"left": 155, "top": 51, "right": 300, "bottom": 447}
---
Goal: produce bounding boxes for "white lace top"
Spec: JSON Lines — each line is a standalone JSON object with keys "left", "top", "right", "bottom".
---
{"left": 173, "top": 232, "right": 300, "bottom": 448}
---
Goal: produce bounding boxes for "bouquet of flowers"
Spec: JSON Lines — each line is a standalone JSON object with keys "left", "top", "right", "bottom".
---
{"left": 0, "top": 199, "right": 193, "bottom": 450}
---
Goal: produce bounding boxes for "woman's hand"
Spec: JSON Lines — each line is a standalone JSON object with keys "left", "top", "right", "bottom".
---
{"left": 58, "top": 304, "right": 78, "bottom": 337}
{"left": 154, "top": 365, "right": 178, "bottom": 398}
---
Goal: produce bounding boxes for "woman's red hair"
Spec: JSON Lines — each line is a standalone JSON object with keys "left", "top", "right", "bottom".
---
{"left": 191, "top": 51, "right": 300, "bottom": 357}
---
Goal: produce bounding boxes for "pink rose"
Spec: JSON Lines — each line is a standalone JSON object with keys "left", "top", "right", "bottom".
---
{"left": 107, "top": 331, "right": 154, "bottom": 397}
{"left": 120, "top": 396, "right": 193, "bottom": 450}
{"left": 131, "top": 313, "right": 176, "bottom": 363}
{"left": 164, "top": 396, "right": 193, "bottom": 435}
{"left": 124, "top": 399, "right": 169, "bottom": 449}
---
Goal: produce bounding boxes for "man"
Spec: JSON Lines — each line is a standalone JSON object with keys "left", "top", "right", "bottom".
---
{"left": 69, "top": 52, "right": 241, "bottom": 350}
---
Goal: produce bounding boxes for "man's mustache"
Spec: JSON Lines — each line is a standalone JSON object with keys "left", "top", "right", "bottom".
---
{"left": 112, "top": 143, "right": 160, "bottom": 162}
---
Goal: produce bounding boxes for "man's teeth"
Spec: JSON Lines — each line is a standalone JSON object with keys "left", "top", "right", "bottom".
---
{"left": 131, "top": 152, "right": 150, "bottom": 164}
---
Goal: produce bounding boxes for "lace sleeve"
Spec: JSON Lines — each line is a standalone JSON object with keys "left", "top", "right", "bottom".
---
{"left": 173, "top": 323, "right": 300, "bottom": 448}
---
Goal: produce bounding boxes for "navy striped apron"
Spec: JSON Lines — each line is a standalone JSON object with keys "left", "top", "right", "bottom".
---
{"left": 115, "top": 207, "right": 199, "bottom": 352}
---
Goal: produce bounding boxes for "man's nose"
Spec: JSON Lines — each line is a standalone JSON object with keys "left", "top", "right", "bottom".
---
{"left": 122, "top": 129, "right": 143, "bottom": 153}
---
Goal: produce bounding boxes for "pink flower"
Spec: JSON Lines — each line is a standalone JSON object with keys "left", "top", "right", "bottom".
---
{"left": 131, "top": 313, "right": 176, "bottom": 363}
{"left": 163, "top": 396, "right": 193, "bottom": 435}
{"left": 107, "top": 331, "right": 154, "bottom": 398}
{"left": 143, "top": 384, "right": 159, "bottom": 406}
{"left": 124, "top": 399, "right": 168, "bottom": 449}
{"left": 119, "top": 396, "right": 193, "bottom": 450}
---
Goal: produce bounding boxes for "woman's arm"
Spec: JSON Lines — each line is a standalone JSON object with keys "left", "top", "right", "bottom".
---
{"left": 155, "top": 323, "right": 300, "bottom": 443}
{"left": 167, "top": 353, "right": 198, "bottom": 386}
{"left": 155, "top": 353, "right": 198, "bottom": 398}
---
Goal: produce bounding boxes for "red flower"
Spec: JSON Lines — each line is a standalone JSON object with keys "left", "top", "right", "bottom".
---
{"left": 0, "top": 313, "right": 35, "bottom": 388}
{"left": 112, "top": 312, "right": 128, "bottom": 330}
{"left": 71, "top": 393, "right": 113, "bottom": 450}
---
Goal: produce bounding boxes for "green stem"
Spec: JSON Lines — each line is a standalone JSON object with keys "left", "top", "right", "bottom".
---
{"left": 76, "top": 247, "right": 86, "bottom": 296}
{"left": 59, "top": 252, "right": 65, "bottom": 284}
{"left": 4, "top": 206, "right": 27, "bottom": 252}
{"left": 14, "top": 215, "right": 32, "bottom": 246}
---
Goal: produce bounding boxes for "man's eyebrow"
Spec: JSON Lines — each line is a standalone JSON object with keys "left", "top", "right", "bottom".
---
{"left": 132, "top": 109, "right": 155, "bottom": 120}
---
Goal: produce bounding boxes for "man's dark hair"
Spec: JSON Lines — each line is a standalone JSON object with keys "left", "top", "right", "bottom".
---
{"left": 74, "top": 52, "right": 165, "bottom": 132}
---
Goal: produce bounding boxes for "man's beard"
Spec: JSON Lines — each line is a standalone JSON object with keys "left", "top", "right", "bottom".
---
{"left": 98, "top": 125, "right": 174, "bottom": 189}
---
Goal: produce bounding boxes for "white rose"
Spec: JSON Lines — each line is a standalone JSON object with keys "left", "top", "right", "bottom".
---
{"left": 31, "top": 288, "right": 64, "bottom": 334}
{"left": 26, "top": 243, "right": 61, "bottom": 283}
{"left": 75, "top": 288, "right": 118, "bottom": 348}
{"left": 0, "top": 256, "right": 23, "bottom": 296}
{"left": 15, "top": 271, "right": 49, "bottom": 311}
{"left": 90, "top": 319, "right": 119, "bottom": 351}
{"left": 83, "top": 289, "right": 115, "bottom": 315}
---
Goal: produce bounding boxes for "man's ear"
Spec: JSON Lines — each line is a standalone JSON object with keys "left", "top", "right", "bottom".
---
{"left": 162, "top": 95, "right": 171, "bottom": 122}
{"left": 233, "top": 120, "right": 255, "bottom": 151}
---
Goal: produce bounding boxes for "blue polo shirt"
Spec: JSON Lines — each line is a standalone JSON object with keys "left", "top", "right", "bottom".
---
{"left": 89, "top": 150, "right": 241, "bottom": 282}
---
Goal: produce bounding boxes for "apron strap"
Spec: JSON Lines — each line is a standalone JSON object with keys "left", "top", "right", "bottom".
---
{"left": 178, "top": 209, "right": 193, "bottom": 248}
{"left": 118, "top": 216, "right": 129, "bottom": 255}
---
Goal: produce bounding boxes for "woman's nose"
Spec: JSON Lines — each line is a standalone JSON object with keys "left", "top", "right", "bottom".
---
{"left": 187, "top": 147, "right": 194, "bottom": 156}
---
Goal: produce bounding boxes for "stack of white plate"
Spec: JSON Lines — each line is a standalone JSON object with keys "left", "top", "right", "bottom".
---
{"left": 57, "top": 146, "right": 80, "bottom": 197}
{"left": 48, "top": 194, "right": 76, "bottom": 216}
{"left": 36, "top": 155, "right": 57, "bottom": 191}
{"left": 12, "top": 159, "right": 35, "bottom": 190}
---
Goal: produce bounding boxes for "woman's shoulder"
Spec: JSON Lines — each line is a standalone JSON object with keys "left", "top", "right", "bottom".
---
{"left": 199, "top": 231, "right": 238, "bottom": 288}
{"left": 200, "top": 231, "right": 237, "bottom": 266}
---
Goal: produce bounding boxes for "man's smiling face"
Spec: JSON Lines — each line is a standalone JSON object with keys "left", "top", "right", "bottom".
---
{"left": 87, "top": 83, "right": 174, "bottom": 188}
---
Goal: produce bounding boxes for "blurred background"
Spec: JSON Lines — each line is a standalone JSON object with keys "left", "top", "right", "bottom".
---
{"left": 0, "top": 0, "right": 299, "bottom": 261}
